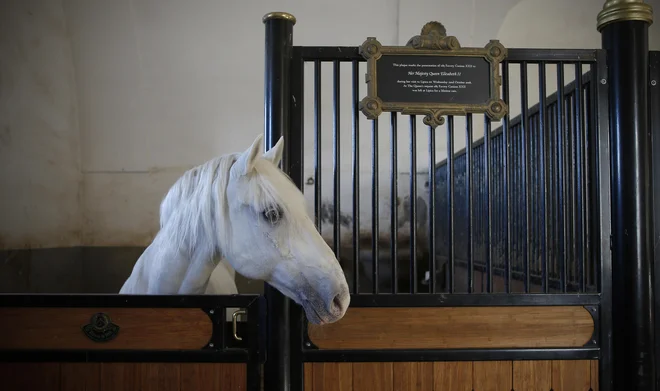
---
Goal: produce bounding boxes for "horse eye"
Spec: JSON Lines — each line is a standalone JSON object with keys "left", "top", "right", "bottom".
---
{"left": 262, "top": 206, "right": 283, "bottom": 225}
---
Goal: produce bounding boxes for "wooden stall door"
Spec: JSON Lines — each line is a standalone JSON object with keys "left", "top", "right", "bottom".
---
{"left": 0, "top": 363, "right": 247, "bottom": 391}
{"left": 305, "top": 360, "right": 598, "bottom": 391}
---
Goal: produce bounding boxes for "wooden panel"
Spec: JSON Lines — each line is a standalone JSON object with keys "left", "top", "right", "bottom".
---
{"left": 352, "top": 363, "right": 393, "bottom": 391}
{"left": 141, "top": 363, "right": 181, "bottom": 391}
{"left": 0, "top": 308, "right": 212, "bottom": 350}
{"left": 61, "top": 363, "right": 102, "bottom": 390}
{"left": 473, "top": 361, "right": 512, "bottom": 391}
{"left": 392, "top": 362, "right": 433, "bottom": 391}
{"left": 513, "top": 360, "right": 552, "bottom": 391}
{"left": 216, "top": 363, "right": 247, "bottom": 391}
{"left": 304, "top": 363, "right": 314, "bottom": 391}
{"left": 552, "top": 360, "right": 592, "bottom": 391}
{"left": 0, "top": 363, "right": 246, "bottom": 391}
{"left": 101, "top": 363, "right": 142, "bottom": 391}
{"left": 308, "top": 306, "right": 594, "bottom": 349}
{"left": 591, "top": 360, "right": 599, "bottom": 391}
{"left": 308, "top": 363, "right": 353, "bottom": 391}
{"left": 0, "top": 363, "right": 61, "bottom": 391}
{"left": 305, "top": 360, "right": 597, "bottom": 390}
{"left": 0, "top": 360, "right": 598, "bottom": 390}
{"left": 433, "top": 362, "right": 472, "bottom": 391}
{"left": 180, "top": 363, "right": 246, "bottom": 391}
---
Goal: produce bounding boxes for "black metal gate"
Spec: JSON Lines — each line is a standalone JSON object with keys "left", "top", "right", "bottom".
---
{"left": 296, "top": 45, "right": 611, "bottom": 386}
{"left": 260, "top": 10, "right": 657, "bottom": 391}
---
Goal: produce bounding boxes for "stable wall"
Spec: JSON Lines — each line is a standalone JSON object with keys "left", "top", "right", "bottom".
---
{"left": 0, "top": 0, "right": 82, "bottom": 250}
{"left": 1, "top": 0, "right": 659, "bottom": 294}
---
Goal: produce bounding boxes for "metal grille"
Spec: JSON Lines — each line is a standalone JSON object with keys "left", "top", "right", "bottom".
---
{"left": 435, "top": 68, "right": 598, "bottom": 294}
{"left": 297, "top": 48, "right": 606, "bottom": 298}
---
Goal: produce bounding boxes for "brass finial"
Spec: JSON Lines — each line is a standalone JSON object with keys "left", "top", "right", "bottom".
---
{"left": 597, "top": 0, "right": 653, "bottom": 31}
{"left": 421, "top": 21, "right": 447, "bottom": 37}
{"left": 262, "top": 12, "right": 297, "bottom": 25}
{"left": 406, "top": 21, "right": 460, "bottom": 50}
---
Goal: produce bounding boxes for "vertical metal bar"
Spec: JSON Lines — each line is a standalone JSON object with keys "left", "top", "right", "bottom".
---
{"left": 568, "top": 86, "right": 577, "bottom": 291}
{"left": 372, "top": 119, "right": 379, "bottom": 294}
{"left": 313, "top": 60, "right": 322, "bottom": 231}
{"left": 428, "top": 125, "right": 437, "bottom": 293}
{"left": 247, "top": 300, "right": 264, "bottom": 391}
{"left": 648, "top": 50, "right": 660, "bottom": 391}
{"left": 574, "top": 63, "right": 586, "bottom": 293}
{"left": 447, "top": 116, "right": 455, "bottom": 294}
{"left": 594, "top": 48, "right": 612, "bottom": 391}
{"left": 585, "top": 72, "right": 594, "bottom": 289}
{"left": 484, "top": 116, "right": 492, "bottom": 293}
{"left": 497, "top": 130, "right": 502, "bottom": 279}
{"left": 557, "top": 63, "right": 568, "bottom": 293}
{"left": 539, "top": 62, "right": 549, "bottom": 293}
{"left": 502, "top": 61, "right": 512, "bottom": 293}
{"left": 262, "top": 12, "right": 295, "bottom": 391}
{"left": 409, "top": 115, "right": 418, "bottom": 293}
{"left": 466, "top": 114, "right": 474, "bottom": 293}
{"left": 332, "top": 61, "right": 341, "bottom": 256}
{"left": 601, "top": 15, "right": 655, "bottom": 389}
{"left": 564, "top": 90, "right": 572, "bottom": 289}
{"left": 390, "top": 112, "right": 399, "bottom": 294}
{"left": 532, "top": 112, "right": 539, "bottom": 285}
{"left": 550, "top": 101, "right": 558, "bottom": 287}
{"left": 513, "top": 123, "right": 519, "bottom": 284}
{"left": 477, "top": 144, "right": 484, "bottom": 289}
{"left": 351, "top": 60, "right": 360, "bottom": 294}
{"left": 288, "top": 47, "right": 305, "bottom": 391}
{"left": 520, "top": 62, "right": 531, "bottom": 293}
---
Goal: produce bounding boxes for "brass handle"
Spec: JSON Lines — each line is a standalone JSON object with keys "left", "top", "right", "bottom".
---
{"left": 232, "top": 309, "right": 247, "bottom": 341}
{"left": 82, "top": 312, "right": 120, "bottom": 342}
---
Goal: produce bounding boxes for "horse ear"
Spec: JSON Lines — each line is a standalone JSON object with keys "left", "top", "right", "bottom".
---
{"left": 263, "top": 136, "right": 284, "bottom": 166}
{"left": 232, "top": 134, "right": 263, "bottom": 177}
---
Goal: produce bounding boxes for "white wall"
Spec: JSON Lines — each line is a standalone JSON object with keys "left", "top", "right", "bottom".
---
{"left": 1, "top": 0, "right": 659, "bottom": 249}
{"left": 65, "top": 0, "right": 403, "bottom": 246}
{"left": 499, "top": 0, "right": 660, "bottom": 122}
{"left": 0, "top": 0, "right": 82, "bottom": 249}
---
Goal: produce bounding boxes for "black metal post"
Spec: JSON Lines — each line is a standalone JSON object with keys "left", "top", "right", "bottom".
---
{"left": 598, "top": 1, "right": 655, "bottom": 390}
{"left": 263, "top": 11, "right": 296, "bottom": 391}
{"left": 649, "top": 50, "right": 660, "bottom": 390}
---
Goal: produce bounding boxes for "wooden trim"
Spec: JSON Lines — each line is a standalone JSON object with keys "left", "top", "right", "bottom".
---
{"left": 308, "top": 306, "right": 594, "bottom": 349}
{"left": 0, "top": 308, "right": 212, "bottom": 350}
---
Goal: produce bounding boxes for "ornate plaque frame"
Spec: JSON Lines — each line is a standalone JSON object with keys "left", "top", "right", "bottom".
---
{"left": 359, "top": 22, "right": 508, "bottom": 128}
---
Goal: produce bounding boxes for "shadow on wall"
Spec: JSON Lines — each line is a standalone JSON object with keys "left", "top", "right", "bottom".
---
{"left": 0, "top": 247, "right": 264, "bottom": 294}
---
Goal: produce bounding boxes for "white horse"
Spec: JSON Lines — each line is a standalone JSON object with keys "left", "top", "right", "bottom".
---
{"left": 120, "top": 134, "right": 350, "bottom": 325}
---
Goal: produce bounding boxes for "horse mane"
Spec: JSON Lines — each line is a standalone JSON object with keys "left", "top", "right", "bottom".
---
{"left": 158, "top": 153, "right": 239, "bottom": 258}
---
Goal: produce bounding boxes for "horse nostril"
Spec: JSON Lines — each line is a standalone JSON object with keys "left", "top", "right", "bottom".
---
{"left": 332, "top": 294, "right": 343, "bottom": 312}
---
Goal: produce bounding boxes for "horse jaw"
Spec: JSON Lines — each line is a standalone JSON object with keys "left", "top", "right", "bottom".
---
{"left": 223, "top": 134, "right": 350, "bottom": 325}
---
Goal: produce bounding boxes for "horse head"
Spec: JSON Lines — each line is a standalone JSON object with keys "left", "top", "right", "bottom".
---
{"left": 222, "top": 135, "right": 350, "bottom": 325}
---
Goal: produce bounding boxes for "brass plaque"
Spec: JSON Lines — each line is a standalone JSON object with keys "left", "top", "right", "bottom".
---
{"left": 359, "top": 21, "right": 508, "bottom": 128}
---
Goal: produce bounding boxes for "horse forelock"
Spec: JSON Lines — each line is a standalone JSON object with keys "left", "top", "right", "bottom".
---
{"left": 238, "top": 159, "right": 311, "bottom": 237}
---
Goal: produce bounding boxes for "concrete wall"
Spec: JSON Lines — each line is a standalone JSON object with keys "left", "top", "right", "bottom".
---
{"left": 0, "top": 0, "right": 82, "bottom": 250}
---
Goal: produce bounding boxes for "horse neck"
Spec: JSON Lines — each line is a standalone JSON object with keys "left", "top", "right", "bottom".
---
{"left": 120, "top": 225, "right": 220, "bottom": 295}
{"left": 177, "top": 248, "right": 220, "bottom": 294}
{"left": 169, "top": 222, "right": 223, "bottom": 294}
